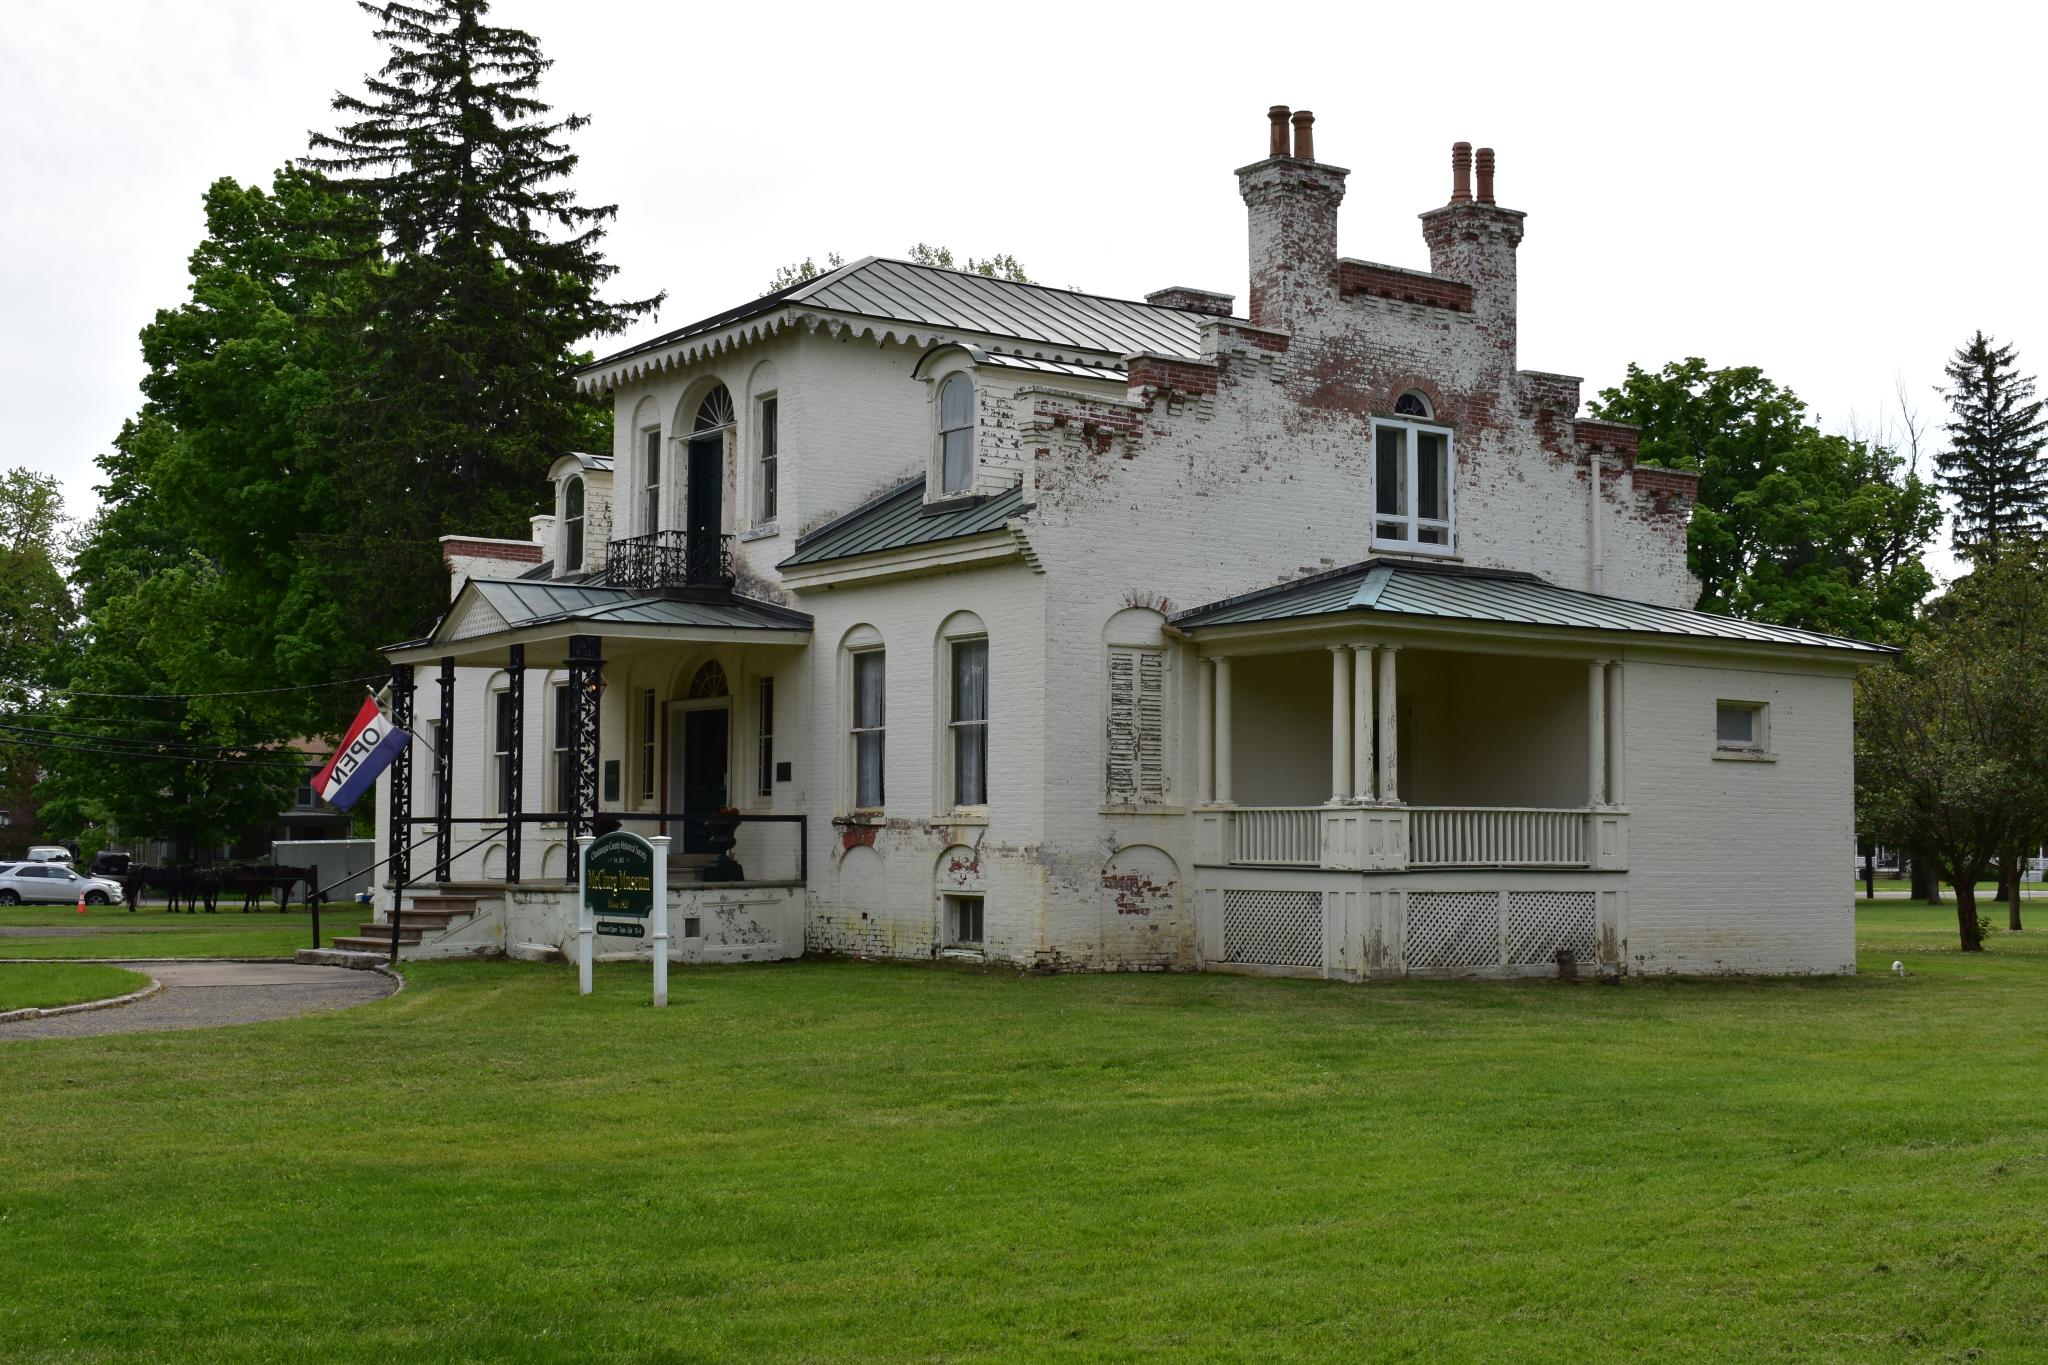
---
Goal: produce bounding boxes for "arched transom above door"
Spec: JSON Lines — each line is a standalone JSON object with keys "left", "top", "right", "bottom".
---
{"left": 689, "top": 660, "right": 730, "bottom": 699}
{"left": 694, "top": 385, "right": 735, "bottom": 432}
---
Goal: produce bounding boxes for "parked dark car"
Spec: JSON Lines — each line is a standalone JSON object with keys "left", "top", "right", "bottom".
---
{"left": 90, "top": 851, "right": 132, "bottom": 878}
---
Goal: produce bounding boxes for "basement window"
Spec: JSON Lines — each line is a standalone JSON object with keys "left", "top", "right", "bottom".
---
{"left": 1371, "top": 416, "right": 1453, "bottom": 554}
{"left": 1715, "top": 701, "right": 1769, "bottom": 756}
{"left": 944, "top": 893, "right": 984, "bottom": 948}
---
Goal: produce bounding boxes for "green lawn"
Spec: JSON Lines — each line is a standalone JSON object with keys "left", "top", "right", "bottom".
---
{"left": 2, "top": 905, "right": 2045, "bottom": 1361}
{"left": 0, "top": 962, "right": 150, "bottom": 1012}
{"left": 0, "top": 902, "right": 339, "bottom": 960}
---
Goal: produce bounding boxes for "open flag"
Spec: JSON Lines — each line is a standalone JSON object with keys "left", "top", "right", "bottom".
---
{"left": 314, "top": 697, "right": 412, "bottom": 812}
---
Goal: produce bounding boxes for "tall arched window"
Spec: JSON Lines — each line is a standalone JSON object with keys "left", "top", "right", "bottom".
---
{"left": 938, "top": 373, "right": 974, "bottom": 494}
{"left": 563, "top": 476, "right": 585, "bottom": 571}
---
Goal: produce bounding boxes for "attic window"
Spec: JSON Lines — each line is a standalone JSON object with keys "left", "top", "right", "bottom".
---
{"left": 563, "top": 476, "right": 585, "bottom": 571}
{"left": 938, "top": 373, "right": 974, "bottom": 494}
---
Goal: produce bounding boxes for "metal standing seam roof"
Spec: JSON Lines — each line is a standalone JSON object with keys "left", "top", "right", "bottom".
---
{"left": 463, "top": 579, "right": 811, "bottom": 634}
{"left": 781, "top": 478, "right": 1029, "bottom": 569}
{"left": 581, "top": 257, "right": 1210, "bottom": 374}
{"left": 1171, "top": 559, "right": 1895, "bottom": 654}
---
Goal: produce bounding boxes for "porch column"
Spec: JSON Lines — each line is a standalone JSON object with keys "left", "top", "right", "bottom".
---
{"left": 1607, "top": 661, "right": 1626, "bottom": 806}
{"left": 434, "top": 656, "right": 455, "bottom": 883}
{"left": 387, "top": 664, "right": 415, "bottom": 892}
{"left": 1213, "top": 656, "right": 1234, "bottom": 805}
{"left": 1327, "top": 646, "right": 1352, "bottom": 802}
{"left": 1376, "top": 645, "right": 1400, "bottom": 803}
{"left": 1196, "top": 657, "right": 1215, "bottom": 803}
{"left": 1350, "top": 644, "right": 1374, "bottom": 801}
{"left": 1587, "top": 658, "right": 1609, "bottom": 807}
{"left": 566, "top": 634, "right": 605, "bottom": 883}
{"left": 505, "top": 643, "right": 524, "bottom": 884}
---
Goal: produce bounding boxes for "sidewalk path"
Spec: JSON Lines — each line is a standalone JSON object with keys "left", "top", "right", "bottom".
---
{"left": 0, "top": 960, "right": 394, "bottom": 1040}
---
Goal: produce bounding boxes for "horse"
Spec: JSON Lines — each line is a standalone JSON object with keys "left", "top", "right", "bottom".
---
{"left": 221, "top": 864, "right": 322, "bottom": 913}
{"left": 122, "top": 865, "right": 221, "bottom": 914}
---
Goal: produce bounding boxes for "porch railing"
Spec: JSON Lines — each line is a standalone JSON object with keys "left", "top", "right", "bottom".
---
{"left": 604, "top": 529, "right": 735, "bottom": 591}
{"left": 1409, "top": 807, "right": 1585, "bottom": 868}
{"left": 1230, "top": 807, "right": 1322, "bottom": 866}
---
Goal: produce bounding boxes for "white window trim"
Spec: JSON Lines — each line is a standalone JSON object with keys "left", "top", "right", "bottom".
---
{"left": 756, "top": 675, "right": 775, "bottom": 801}
{"left": 932, "top": 369, "right": 977, "bottom": 500}
{"left": 1370, "top": 416, "right": 1455, "bottom": 556}
{"left": 1714, "top": 699, "right": 1774, "bottom": 761}
{"left": 753, "top": 393, "right": 779, "bottom": 531}
{"left": 489, "top": 688, "right": 513, "bottom": 816}
{"left": 549, "top": 681, "right": 571, "bottom": 821}
{"left": 639, "top": 687, "right": 657, "bottom": 806}
{"left": 940, "top": 635, "right": 990, "bottom": 814}
{"left": 942, "top": 892, "right": 985, "bottom": 949}
{"left": 847, "top": 646, "right": 886, "bottom": 814}
{"left": 640, "top": 427, "right": 662, "bottom": 537}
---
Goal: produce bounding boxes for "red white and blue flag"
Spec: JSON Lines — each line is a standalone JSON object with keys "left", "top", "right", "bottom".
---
{"left": 314, "top": 697, "right": 412, "bottom": 812}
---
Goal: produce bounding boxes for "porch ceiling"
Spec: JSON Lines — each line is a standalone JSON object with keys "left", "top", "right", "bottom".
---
{"left": 1171, "top": 559, "right": 1895, "bottom": 656}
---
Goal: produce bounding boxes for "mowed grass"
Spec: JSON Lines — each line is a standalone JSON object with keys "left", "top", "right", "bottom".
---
{"left": 0, "top": 901, "right": 336, "bottom": 960}
{"left": 0, "top": 962, "right": 149, "bottom": 1011}
{"left": 1, "top": 905, "right": 2045, "bottom": 1362}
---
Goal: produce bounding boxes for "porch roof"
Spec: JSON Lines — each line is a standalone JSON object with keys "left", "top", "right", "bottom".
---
{"left": 780, "top": 475, "right": 1029, "bottom": 568}
{"left": 384, "top": 577, "right": 812, "bottom": 661}
{"left": 1171, "top": 559, "right": 1895, "bottom": 655}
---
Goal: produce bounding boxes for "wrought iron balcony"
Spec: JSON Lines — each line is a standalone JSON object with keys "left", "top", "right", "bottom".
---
{"left": 605, "top": 530, "right": 735, "bottom": 592}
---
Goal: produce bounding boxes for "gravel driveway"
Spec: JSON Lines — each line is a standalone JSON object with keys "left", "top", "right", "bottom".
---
{"left": 0, "top": 960, "right": 396, "bottom": 1040}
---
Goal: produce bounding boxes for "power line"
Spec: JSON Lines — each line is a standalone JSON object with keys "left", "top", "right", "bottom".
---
{"left": 48, "top": 674, "right": 385, "bottom": 701}
{"left": 0, "top": 720, "right": 315, "bottom": 755}
{"left": 0, "top": 734, "right": 318, "bottom": 772}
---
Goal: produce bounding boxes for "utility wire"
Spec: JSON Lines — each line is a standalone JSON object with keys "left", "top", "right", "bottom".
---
{"left": 47, "top": 674, "right": 385, "bottom": 701}
{"left": 0, "top": 720, "right": 314, "bottom": 755}
{"left": 0, "top": 735, "right": 319, "bottom": 771}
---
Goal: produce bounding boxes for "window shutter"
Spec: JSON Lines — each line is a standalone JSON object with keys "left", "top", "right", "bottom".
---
{"left": 1106, "top": 648, "right": 1167, "bottom": 805}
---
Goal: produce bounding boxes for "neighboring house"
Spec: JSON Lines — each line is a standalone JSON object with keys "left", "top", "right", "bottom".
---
{"left": 369, "top": 111, "right": 1887, "bottom": 978}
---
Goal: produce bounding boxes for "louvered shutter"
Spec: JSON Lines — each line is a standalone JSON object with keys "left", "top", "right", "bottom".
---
{"left": 1106, "top": 648, "right": 1167, "bottom": 805}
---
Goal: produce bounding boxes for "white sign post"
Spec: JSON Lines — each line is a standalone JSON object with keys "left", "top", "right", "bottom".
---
{"left": 576, "top": 834, "right": 594, "bottom": 996}
{"left": 650, "top": 834, "right": 670, "bottom": 1008}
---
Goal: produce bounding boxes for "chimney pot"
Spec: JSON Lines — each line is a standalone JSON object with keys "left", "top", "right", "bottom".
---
{"left": 1291, "top": 110, "right": 1315, "bottom": 162}
{"left": 1476, "top": 146, "right": 1496, "bottom": 204}
{"left": 1451, "top": 141, "right": 1473, "bottom": 204}
{"left": 1267, "top": 106, "right": 1291, "bottom": 159}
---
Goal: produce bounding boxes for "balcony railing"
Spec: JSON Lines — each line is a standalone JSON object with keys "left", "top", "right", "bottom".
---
{"left": 1408, "top": 807, "right": 1586, "bottom": 868}
{"left": 1230, "top": 807, "right": 1323, "bottom": 865}
{"left": 605, "top": 530, "right": 735, "bottom": 591}
{"left": 1203, "top": 804, "right": 1615, "bottom": 873}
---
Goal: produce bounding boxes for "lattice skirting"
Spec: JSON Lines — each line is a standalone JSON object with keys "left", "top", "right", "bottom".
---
{"left": 1405, "top": 891, "right": 1501, "bottom": 968}
{"left": 1222, "top": 889, "right": 1323, "bottom": 968}
{"left": 1506, "top": 891, "right": 1598, "bottom": 966}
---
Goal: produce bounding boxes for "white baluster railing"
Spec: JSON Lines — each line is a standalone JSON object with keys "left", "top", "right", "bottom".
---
{"left": 1408, "top": 807, "right": 1587, "bottom": 868}
{"left": 1229, "top": 808, "right": 1323, "bottom": 866}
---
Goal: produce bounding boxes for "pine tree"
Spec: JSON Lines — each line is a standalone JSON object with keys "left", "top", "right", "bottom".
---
{"left": 1937, "top": 331, "right": 2048, "bottom": 558}
{"left": 303, "top": 0, "right": 659, "bottom": 635}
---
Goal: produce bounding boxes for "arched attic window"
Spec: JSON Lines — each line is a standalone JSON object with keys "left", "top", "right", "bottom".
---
{"left": 938, "top": 373, "right": 974, "bottom": 494}
{"left": 563, "top": 476, "right": 585, "bottom": 571}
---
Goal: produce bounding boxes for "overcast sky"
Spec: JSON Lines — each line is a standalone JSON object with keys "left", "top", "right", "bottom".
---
{"left": 6, "top": 1, "right": 2040, "bottom": 585}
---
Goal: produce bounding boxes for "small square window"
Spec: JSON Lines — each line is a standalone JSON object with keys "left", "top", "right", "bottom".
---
{"left": 944, "top": 893, "right": 983, "bottom": 947}
{"left": 1716, "top": 701, "right": 1765, "bottom": 750}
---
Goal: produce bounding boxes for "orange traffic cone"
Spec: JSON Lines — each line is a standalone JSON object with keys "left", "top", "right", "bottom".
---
{"left": 76, "top": 892, "right": 87, "bottom": 915}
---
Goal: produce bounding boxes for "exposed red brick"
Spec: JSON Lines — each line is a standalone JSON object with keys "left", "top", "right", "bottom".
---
{"left": 1336, "top": 260, "right": 1475, "bottom": 312}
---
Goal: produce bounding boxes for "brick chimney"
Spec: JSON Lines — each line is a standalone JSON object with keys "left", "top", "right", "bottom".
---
{"left": 1420, "top": 142, "right": 1526, "bottom": 365}
{"left": 1236, "top": 105, "right": 1348, "bottom": 331}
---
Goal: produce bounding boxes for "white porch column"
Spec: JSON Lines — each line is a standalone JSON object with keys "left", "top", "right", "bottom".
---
{"left": 1376, "top": 645, "right": 1400, "bottom": 804}
{"left": 1607, "top": 661, "right": 1626, "bottom": 806}
{"left": 1350, "top": 643, "right": 1374, "bottom": 801}
{"left": 1213, "top": 656, "right": 1234, "bottom": 806}
{"left": 1587, "top": 658, "right": 1609, "bottom": 807}
{"left": 1197, "top": 657, "right": 1215, "bottom": 804}
{"left": 1328, "top": 646, "right": 1352, "bottom": 802}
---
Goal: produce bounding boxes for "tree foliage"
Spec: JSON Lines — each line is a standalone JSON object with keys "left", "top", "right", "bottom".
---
{"left": 766, "top": 245, "right": 1031, "bottom": 294}
{"left": 1937, "top": 331, "right": 2048, "bottom": 558}
{"left": 1591, "top": 358, "right": 1938, "bottom": 642}
{"left": 1856, "top": 551, "right": 2048, "bottom": 948}
{"left": 0, "top": 469, "right": 75, "bottom": 856}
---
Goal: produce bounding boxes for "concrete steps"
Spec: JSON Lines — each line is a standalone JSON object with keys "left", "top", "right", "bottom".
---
{"left": 323, "top": 889, "right": 493, "bottom": 959}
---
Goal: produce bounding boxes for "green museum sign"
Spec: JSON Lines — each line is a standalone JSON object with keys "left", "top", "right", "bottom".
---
{"left": 584, "top": 829, "right": 655, "bottom": 919}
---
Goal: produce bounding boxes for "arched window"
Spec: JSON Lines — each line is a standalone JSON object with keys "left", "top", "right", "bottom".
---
{"left": 1394, "top": 391, "right": 1432, "bottom": 418}
{"left": 688, "top": 660, "right": 729, "bottom": 699}
{"left": 938, "top": 374, "right": 974, "bottom": 494}
{"left": 563, "top": 476, "right": 585, "bottom": 571}
{"left": 938, "top": 611, "right": 989, "bottom": 810}
{"left": 695, "top": 385, "right": 735, "bottom": 432}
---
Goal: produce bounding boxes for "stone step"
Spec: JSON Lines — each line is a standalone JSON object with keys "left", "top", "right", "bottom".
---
{"left": 350, "top": 924, "right": 425, "bottom": 943}
{"left": 331, "top": 935, "right": 411, "bottom": 953}
{"left": 295, "top": 947, "right": 388, "bottom": 970}
{"left": 383, "top": 905, "right": 473, "bottom": 927}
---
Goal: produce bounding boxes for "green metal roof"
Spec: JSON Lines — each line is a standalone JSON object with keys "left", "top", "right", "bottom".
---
{"left": 466, "top": 579, "right": 810, "bottom": 632}
{"left": 781, "top": 477, "right": 1028, "bottom": 569}
{"left": 1172, "top": 559, "right": 1894, "bottom": 654}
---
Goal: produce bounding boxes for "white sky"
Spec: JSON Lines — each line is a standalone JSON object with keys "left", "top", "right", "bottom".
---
{"left": 6, "top": 0, "right": 2040, "bottom": 587}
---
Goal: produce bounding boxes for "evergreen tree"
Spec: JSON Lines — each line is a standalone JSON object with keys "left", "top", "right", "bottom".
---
{"left": 303, "top": 0, "right": 657, "bottom": 651}
{"left": 1937, "top": 331, "right": 2048, "bottom": 558}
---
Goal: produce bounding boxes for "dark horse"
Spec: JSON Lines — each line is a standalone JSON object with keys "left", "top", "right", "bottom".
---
{"left": 221, "top": 864, "right": 322, "bottom": 913}
{"left": 122, "top": 865, "right": 221, "bottom": 914}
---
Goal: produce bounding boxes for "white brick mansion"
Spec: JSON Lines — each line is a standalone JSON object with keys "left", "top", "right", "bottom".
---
{"left": 367, "top": 110, "right": 1885, "bottom": 979}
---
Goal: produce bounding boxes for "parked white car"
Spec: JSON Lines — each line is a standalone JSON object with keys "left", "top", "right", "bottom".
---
{"left": 25, "top": 845, "right": 73, "bottom": 864}
{"left": 0, "top": 862, "right": 122, "bottom": 906}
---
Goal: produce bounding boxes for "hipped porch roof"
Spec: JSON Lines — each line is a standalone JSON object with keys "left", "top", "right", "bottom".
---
{"left": 1171, "top": 559, "right": 1895, "bottom": 656}
{"left": 384, "top": 577, "right": 812, "bottom": 664}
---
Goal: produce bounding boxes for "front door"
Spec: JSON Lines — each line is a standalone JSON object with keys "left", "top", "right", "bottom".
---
{"left": 686, "top": 434, "right": 723, "bottom": 580}
{"left": 675, "top": 706, "right": 729, "bottom": 854}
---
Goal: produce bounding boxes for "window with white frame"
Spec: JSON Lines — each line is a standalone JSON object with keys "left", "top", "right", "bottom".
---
{"left": 756, "top": 394, "right": 778, "bottom": 524}
{"left": 1716, "top": 700, "right": 1767, "bottom": 752}
{"left": 422, "top": 724, "right": 442, "bottom": 816}
{"left": 757, "top": 677, "right": 775, "bottom": 797}
{"left": 944, "top": 892, "right": 984, "bottom": 948}
{"left": 641, "top": 429, "right": 661, "bottom": 535}
{"left": 1106, "top": 648, "right": 1168, "bottom": 805}
{"left": 937, "top": 373, "right": 974, "bottom": 495}
{"left": 491, "top": 691, "right": 513, "bottom": 814}
{"left": 552, "top": 683, "right": 571, "bottom": 814}
{"left": 851, "top": 649, "right": 885, "bottom": 808}
{"left": 948, "top": 637, "right": 989, "bottom": 808}
{"left": 1372, "top": 398, "right": 1453, "bottom": 552}
{"left": 640, "top": 687, "right": 656, "bottom": 803}
{"left": 563, "top": 476, "right": 586, "bottom": 570}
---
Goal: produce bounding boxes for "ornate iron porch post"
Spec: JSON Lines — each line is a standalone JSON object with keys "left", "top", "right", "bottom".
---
{"left": 434, "top": 656, "right": 455, "bottom": 882}
{"left": 388, "top": 664, "right": 415, "bottom": 893}
{"left": 505, "top": 644, "right": 524, "bottom": 884}
{"left": 566, "top": 634, "right": 605, "bottom": 883}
